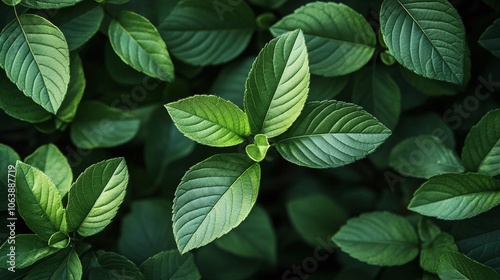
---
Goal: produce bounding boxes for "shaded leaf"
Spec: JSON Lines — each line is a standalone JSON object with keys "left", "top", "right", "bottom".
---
{"left": 140, "top": 250, "right": 200, "bottom": 280}
{"left": 437, "top": 252, "right": 500, "bottom": 280}
{"left": 0, "top": 234, "right": 58, "bottom": 269}
{"left": 479, "top": 18, "right": 500, "bottom": 58}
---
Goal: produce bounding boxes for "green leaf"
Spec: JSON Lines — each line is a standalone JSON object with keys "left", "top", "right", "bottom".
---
{"left": 418, "top": 217, "right": 442, "bottom": 244}
{"left": 245, "top": 134, "right": 270, "bottom": 162}
{"left": 0, "top": 234, "right": 58, "bottom": 269}
{"left": 400, "top": 66, "right": 462, "bottom": 97}
{"left": 271, "top": 2, "right": 376, "bottom": 77}
{"left": 2, "top": 0, "right": 20, "bottom": 7}
{"left": 332, "top": 211, "right": 419, "bottom": 266}
{"left": 70, "top": 101, "right": 140, "bottom": 149}
{"left": 0, "top": 14, "right": 70, "bottom": 114}
{"left": 166, "top": 95, "right": 251, "bottom": 147}
{"left": 214, "top": 205, "right": 276, "bottom": 264}
{"left": 109, "top": 10, "right": 174, "bottom": 82}
{"left": 352, "top": 66, "right": 401, "bottom": 129}
{"left": 16, "top": 161, "right": 67, "bottom": 240}
{"left": 173, "top": 153, "right": 260, "bottom": 254}
{"left": 48, "top": 231, "right": 70, "bottom": 249}
{"left": 275, "top": 100, "right": 391, "bottom": 169}
{"left": 421, "top": 232, "right": 458, "bottom": 273}
{"left": 144, "top": 107, "right": 195, "bottom": 186}
{"left": 23, "top": 248, "right": 82, "bottom": 280}
{"left": 483, "top": 0, "right": 500, "bottom": 12}
{"left": 380, "top": 0, "right": 466, "bottom": 84}
{"left": 24, "top": 144, "right": 73, "bottom": 198}
{"left": 139, "top": 250, "right": 200, "bottom": 280}
{"left": 67, "top": 158, "right": 129, "bottom": 236}
{"left": 56, "top": 54, "right": 85, "bottom": 123}
{"left": 0, "top": 71, "right": 52, "bottom": 123}
{"left": 389, "top": 135, "right": 464, "bottom": 179}
{"left": 89, "top": 251, "right": 145, "bottom": 280}
{"left": 159, "top": 0, "right": 255, "bottom": 66}
{"left": 244, "top": 29, "right": 309, "bottom": 138}
{"left": 308, "top": 74, "right": 349, "bottom": 102}
{"left": 287, "top": 194, "right": 348, "bottom": 246}
{"left": 20, "top": 0, "right": 82, "bottom": 9}
{"left": 250, "top": 0, "right": 287, "bottom": 9}
{"left": 437, "top": 252, "right": 500, "bottom": 280}
{"left": 211, "top": 56, "right": 254, "bottom": 108}
{"left": 462, "top": 109, "right": 500, "bottom": 177}
{"left": 408, "top": 173, "right": 500, "bottom": 220}
{"left": 118, "top": 200, "right": 176, "bottom": 264}
{"left": 479, "top": 18, "right": 500, "bottom": 58}
{"left": 0, "top": 144, "right": 19, "bottom": 211}
{"left": 51, "top": 1, "right": 104, "bottom": 51}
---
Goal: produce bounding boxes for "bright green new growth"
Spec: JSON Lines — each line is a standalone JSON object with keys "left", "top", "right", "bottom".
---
{"left": 0, "top": 14, "right": 70, "bottom": 114}
{"left": 245, "top": 134, "right": 270, "bottom": 162}
{"left": 109, "top": 10, "right": 174, "bottom": 82}
{"left": 380, "top": 0, "right": 466, "bottom": 84}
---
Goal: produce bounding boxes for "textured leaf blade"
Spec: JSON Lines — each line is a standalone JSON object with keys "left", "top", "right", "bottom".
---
{"left": 275, "top": 100, "right": 391, "bottom": 169}
{"left": 159, "top": 0, "right": 255, "bottom": 66}
{"left": 438, "top": 252, "right": 500, "bottom": 280}
{"left": 23, "top": 248, "right": 82, "bottom": 280}
{"left": 89, "top": 252, "right": 145, "bottom": 280}
{"left": 139, "top": 250, "right": 200, "bottom": 280}
{"left": 380, "top": 0, "right": 466, "bottom": 84}
{"left": 244, "top": 29, "right": 309, "bottom": 138}
{"left": 332, "top": 211, "right": 419, "bottom": 266}
{"left": 109, "top": 10, "right": 174, "bottom": 82}
{"left": 21, "top": 0, "right": 81, "bottom": 9}
{"left": 409, "top": 173, "right": 500, "bottom": 220}
{"left": 16, "top": 161, "right": 67, "bottom": 240}
{"left": 0, "top": 14, "right": 70, "bottom": 114}
{"left": 389, "top": 135, "right": 464, "bottom": 179}
{"left": 66, "top": 158, "right": 129, "bottom": 236}
{"left": 166, "top": 95, "right": 251, "bottom": 147}
{"left": 462, "top": 109, "right": 500, "bottom": 176}
{"left": 352, "top": 66, "right": 401, "bottom": 129}
{"left": 24, "top": 144, "right": 73, "bottom": 198}
{"left": 0, "top": 234, "right": 58, "bottom": 269}
{"left": 270, "top": 2, "right": 376, "bottom": 77}
{"left": 420, "top": 232, "right": 458, "bottom": 274}
{"left": 173, "top": 154, "right": 261, "bottom": 254}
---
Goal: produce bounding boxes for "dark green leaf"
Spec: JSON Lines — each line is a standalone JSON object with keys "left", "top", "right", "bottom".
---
{"left": 479, "top": 18, "right": 500, "bottom": 58}
{"left": 90, "top": 251, "right": 145, "bottom": 280}
{"left": 0, "top": 144, "right": 19, "bottom": 211}
{"left": 421, "top": 232, "right": 458, "bottom": 273}
{"left": 56, "top": 54, "right": 85, "bottom": 124}
{"left": 437, "top": 252, "right": 500, "bottom": 280}
{"left": 0, "top": 234, "right": 58, "bottom": 269}
{"left": 67, "top": 158, "right": 129, "bottom": 236}
{"left": 173, "top": 153, "right": 260, "bottom": 253}
{"left": 16, "top": 161, "right": 67, "bottom": 240}
{"left": 23, "top": 248, "right": 82, "bottom": 280}
{"left": 139, "top": 250, "right": 200, "bottom": 280}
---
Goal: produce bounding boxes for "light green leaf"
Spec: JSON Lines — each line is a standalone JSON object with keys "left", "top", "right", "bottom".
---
{"left": 48, "top": 231, "right": 70, "bottom": 249}
{"left": 0, "top": 71, "right": 52, "bottom": 123}
{"left": 389, "top": 135, "right": 464, "bottom": 179}
{"left": 56, "top": 54, "right": 85, "bottom": 123}
{"left": 70, "top": 101, "right": 140, "bottom": 149}
{"left": 16, "top": 161, "right": 67, "bottom": 240}
{"left": 421, "top": 232, "right": 458, "bottom": 274}
{"left": 0, "top": 234, "right": 58, "bottom": 269}
{"left": 0, "top": 144, "right": 19, "bottom": 211}
{"left": 332, "top": 211, "right": 419, "bottom": 266}
{"left": 275, "top": 100, "right": 391, "bottom": 169}
{"left": 118, "top": 200, "right": 176, "bottom": 264}
{"left": 144, "top": 107, "right": 195, "bottom": 186}
{"left": 479, "top": 18, "right": 500, "bottom": 58}
{"left": 21, "top": 0, "right": 81, "bottom": 9}
{"left": 109, "top": 10, "right": 174, "bottom": 82}
{"left": 24, "top": 144, "right": 73, "bottom": 198}
{"left": 166, "top": 95, "right": 250, "bottom": 147}
{"left": 287, "top": 194, "right": 348, "bottom": 246}
{"left": 24, "top": 248, "right": 82, "bottom": 280}
{"left": 245, "top": 134, "right": 270, "bottom": 162}
{"left": 51, "top": 1, "right": 104, "bottom": 51}
{"left": 437, "top": 252, "right": 500, "bottom": 280}
{"left": 408, "top": 173, "right": 500, "bottom": 220}
{"left": 462, "top": 109, "right": 500, "bottom": 177}
{"left": 89, "top": 251, "right": 145, "bottom": 280}
{"left": 214, "top": 205, "right": 276, "bottom": 264}
{"left": 139, "top": 250, "right": 200, "bottom": 280}
{"left": 173, "top": 153, "right": 260, "bottom": 254}
{"left": 244, "top": 29, "right": 309, "bottom": 138}
{"left": 0, "top": 14, "right": 70, "bottom": 114}
{"left": 66, "top": 158, "right": 129, "bottom": 236}
{"left": 352, "top": 66, "right": 401, "bottom": 129}
{"left": 271, "top": 2, "right": 376, "bottom": 77}
{"left": 159, "top": 0, "right": 255, "bottom": 66}
{"left": 380, "top": 0, "right": 466, "bottom": 84}
{"left": 2, "top": 0, "right": 20, "bottom": 6}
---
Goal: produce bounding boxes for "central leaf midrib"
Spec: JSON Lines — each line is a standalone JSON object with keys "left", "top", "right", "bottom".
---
{"left": 171, "top": 106, "right": 243, "bottom": 136}
{"left": 277, "top": 131, "right": 389, "bottom": 144}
